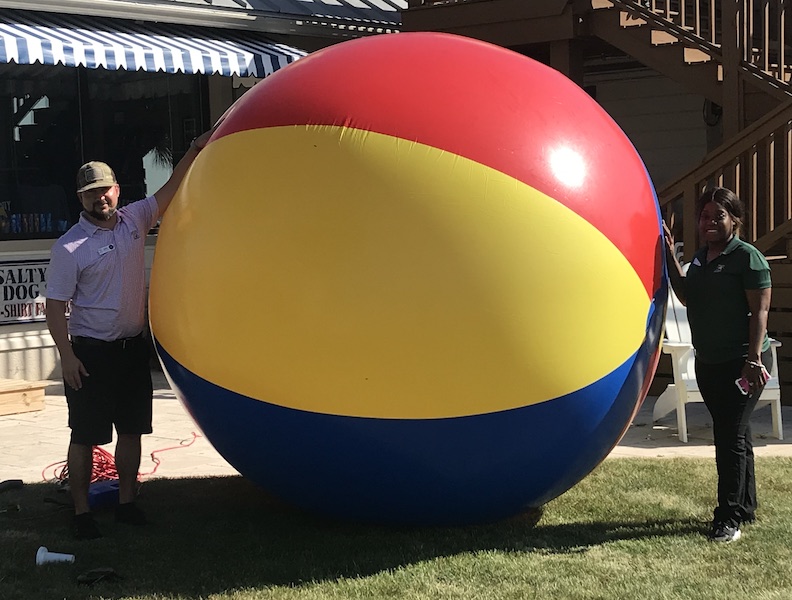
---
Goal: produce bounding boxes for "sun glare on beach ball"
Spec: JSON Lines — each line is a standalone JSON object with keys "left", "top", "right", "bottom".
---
{"left": 149, "top": 32, "right": 666, "bottom": 525}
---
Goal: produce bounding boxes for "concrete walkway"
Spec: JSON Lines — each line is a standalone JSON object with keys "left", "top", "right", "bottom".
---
{"left": 0, "top": 371, "right": 237, "bottom": 484}
{"left": 613, "top": 397, "right": 792, "bottom": 458}
{"left": 2, "top": 371, "right": 791, "bottom": 485}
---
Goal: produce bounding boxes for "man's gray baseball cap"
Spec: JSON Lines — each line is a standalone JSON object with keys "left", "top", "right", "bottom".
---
{"left": 76, "top": 161, "right": 117, "bottom": 193}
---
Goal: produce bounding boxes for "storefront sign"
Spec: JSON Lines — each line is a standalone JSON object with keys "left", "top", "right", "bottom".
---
{"left": 0, "top": 259, "right": 48, "bottom": 324}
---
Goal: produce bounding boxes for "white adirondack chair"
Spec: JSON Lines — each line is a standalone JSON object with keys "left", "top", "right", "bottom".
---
{"left": 653, "top": 277, "right": 783, "bottom": 443}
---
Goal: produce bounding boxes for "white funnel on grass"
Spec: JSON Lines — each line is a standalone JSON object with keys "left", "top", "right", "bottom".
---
{"left": 36, "top": 546, "right": 75, "bottom": 565}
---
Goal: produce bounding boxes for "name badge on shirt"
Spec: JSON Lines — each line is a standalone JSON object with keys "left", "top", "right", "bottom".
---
{"left": 98, "top": 244, "right": 115, "bottom": 255}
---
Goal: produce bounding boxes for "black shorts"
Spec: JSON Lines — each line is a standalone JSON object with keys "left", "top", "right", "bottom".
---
{"left": 65, "top": 334, "right": 153, "bottom": 446}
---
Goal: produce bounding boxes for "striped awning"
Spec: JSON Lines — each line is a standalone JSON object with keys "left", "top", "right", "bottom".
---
{"left": 0, "top": 9, "right": 306, "bottom": 77}
{"left": 246, "top": 0, "right": 406, "bottom": 27}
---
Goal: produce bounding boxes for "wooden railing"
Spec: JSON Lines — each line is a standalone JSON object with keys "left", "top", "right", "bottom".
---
{"left": 658, "top": 99, "right": 792, "bottom": 259}
{"left": 633, "top": 0, "right": 791, "bottom": 88}
{"left": 740, "top": 0, "right": 790, "bottom": 83}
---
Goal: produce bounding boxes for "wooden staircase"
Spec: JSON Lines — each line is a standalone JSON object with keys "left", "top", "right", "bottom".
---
{"left": 589, "top": 1, "right": 791, "bottom": 76}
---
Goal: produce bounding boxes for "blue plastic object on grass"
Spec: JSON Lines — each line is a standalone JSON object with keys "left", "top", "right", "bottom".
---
{"left": 88, "top": 480, "right": 119, "bottom": 509}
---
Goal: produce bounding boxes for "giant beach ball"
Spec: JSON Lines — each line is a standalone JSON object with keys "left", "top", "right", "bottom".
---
{"left": 150, "top": 32, "right": 666, "bottom": 524}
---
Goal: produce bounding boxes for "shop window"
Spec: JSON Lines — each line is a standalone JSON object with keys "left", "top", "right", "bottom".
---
{"left": 0, "top": 64, "right": 207, "bottom": 241}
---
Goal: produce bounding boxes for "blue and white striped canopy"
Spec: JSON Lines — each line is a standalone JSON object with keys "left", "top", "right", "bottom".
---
{"left": 0, "top": 10, "right": 306, "bottom": 77}
{"left": 246, "top": 0, "right": 406, "bottom": 26}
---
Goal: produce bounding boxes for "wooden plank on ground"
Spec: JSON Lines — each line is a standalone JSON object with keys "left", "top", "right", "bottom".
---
{"left": 0, "top": 380, "right": 48, "bottom": 416}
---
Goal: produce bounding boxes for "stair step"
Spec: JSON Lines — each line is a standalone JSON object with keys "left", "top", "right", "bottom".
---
{"left": 767, "top": 65, "right": 792, "bottom": 82}
{"left": 651, "top": 30, "right": 677, "bottom": 45}
{"left": 620, "top": 11, "right": 646, "bottom": 28}
{"left": 591, "top": 0, "right": 614, "bottom": 8}
{"left": 684, "top": 47, "right": 712, "bottom": 64}
{"left": 620, "top": 8, "right": 682, "bottom": 28}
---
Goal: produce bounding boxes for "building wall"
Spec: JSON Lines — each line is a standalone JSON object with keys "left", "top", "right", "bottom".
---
{"left": 586, "top": 71, "right": 709, "bottom": 191}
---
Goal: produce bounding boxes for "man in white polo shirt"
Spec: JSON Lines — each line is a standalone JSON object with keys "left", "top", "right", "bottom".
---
{"left": 46, "top": 129, "right": 212, "bottom": 540}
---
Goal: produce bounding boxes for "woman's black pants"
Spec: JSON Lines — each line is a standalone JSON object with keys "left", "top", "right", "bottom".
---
{"left": 694, "top": 349, "right": 772, "bottom": 527}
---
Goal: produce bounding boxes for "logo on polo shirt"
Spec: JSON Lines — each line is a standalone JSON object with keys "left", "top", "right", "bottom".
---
{"left": 714, "top": 264, "right": 725, "bottom": 273}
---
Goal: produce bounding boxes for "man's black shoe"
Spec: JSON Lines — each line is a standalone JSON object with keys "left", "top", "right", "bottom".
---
{"left": 73, "top": 512, "right": 102, "bottom": 540}
{"left": 115, "top": 502, "right": 147, "bottom": 525}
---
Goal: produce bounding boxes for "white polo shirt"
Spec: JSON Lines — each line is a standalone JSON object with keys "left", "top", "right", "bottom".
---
{"left": 46, "top": 196, "right": 159, "bottom": 342}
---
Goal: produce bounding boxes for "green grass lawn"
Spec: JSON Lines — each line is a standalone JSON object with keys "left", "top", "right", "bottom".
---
{"left": 2, "top": 458, "right": 792, "bottom": 600}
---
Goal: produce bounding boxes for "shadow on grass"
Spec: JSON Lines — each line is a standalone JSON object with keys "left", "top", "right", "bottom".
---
{"left": 0, "top": 476, "right": 705, "bottom": 599}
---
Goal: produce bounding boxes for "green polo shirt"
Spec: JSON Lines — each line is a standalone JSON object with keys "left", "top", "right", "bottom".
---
{"left": 684, "top": 236, "right": 771, "bottom": 364}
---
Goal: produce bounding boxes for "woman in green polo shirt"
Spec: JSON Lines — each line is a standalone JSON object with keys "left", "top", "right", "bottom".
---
{"left": 664, "top": 186, "right": 772, "bottom": 544}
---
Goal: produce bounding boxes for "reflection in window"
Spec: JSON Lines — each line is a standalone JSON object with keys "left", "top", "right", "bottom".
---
{"left": 13, "top": 95, "right": 50, "bottom": 142}
{"left": 143, "top": 148, "right": 172, "bottom": 197}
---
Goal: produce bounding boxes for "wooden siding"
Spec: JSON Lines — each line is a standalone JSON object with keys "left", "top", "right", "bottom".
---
{"left": 585, "top": 72, "right": 709, "bottom": 187}
{"left": 767, "top": 260, "right": 792, "bottom": 404}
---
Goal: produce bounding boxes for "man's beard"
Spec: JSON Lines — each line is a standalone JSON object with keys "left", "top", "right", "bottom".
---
{"left": 88, "top": 206, "right": 117, "bottom": 221}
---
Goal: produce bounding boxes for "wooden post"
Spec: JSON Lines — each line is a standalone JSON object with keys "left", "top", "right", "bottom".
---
{"left": 721, "top": 0, "right": 744, "bottom": 139}
{"left": 549, "top": 39, "right": 584, "bottom": 86}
